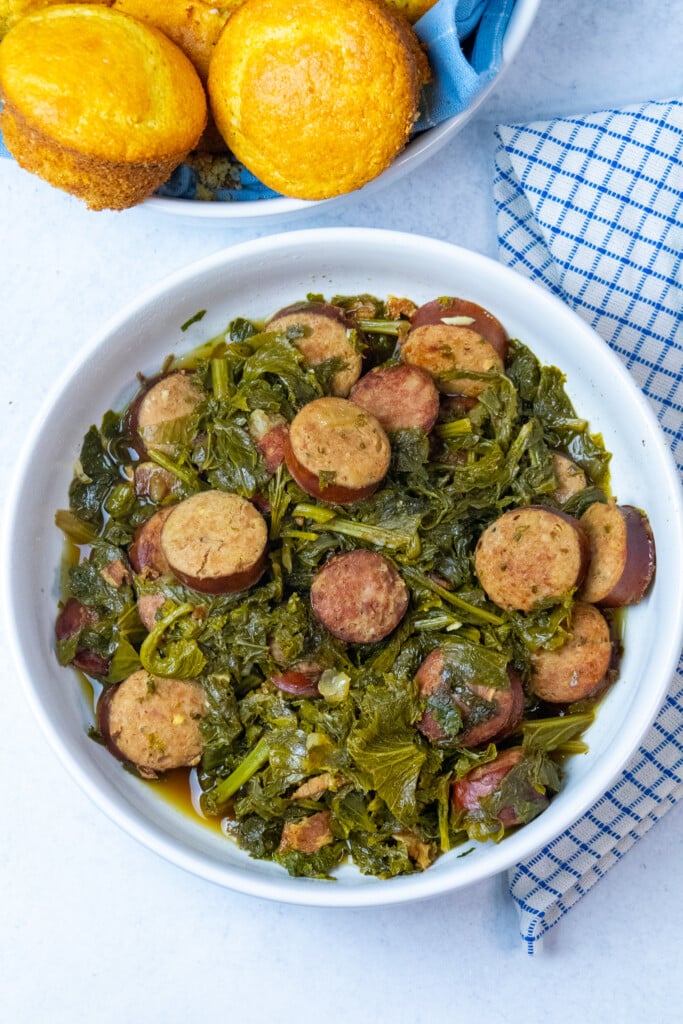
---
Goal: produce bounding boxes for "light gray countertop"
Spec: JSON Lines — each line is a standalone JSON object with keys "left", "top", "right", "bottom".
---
{"left": 1, "top": 1, "right": 682, "bottom": 1020}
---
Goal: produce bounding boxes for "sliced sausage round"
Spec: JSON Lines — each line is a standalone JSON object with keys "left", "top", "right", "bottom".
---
{"left": 411, "top": 297, "right": 508, "bottom": 360}
{"left": 349, "top": 363, "right": 440, "bottom": 434}
{"left": 73, "top": 650, "right": 111, "bottom": 676}
{"left": 55, "top": 596, "right": 98, "bottom": 641}
{"left": 579, "top": 502, "right": 656, "bottom": 606}
{"left": 551, "top": 453, "right": 587, "bottom": 505}
{"left": 401, "top": 323, "right": 504, "bottom": 397}
{"left": 137, "top": 592, "right": 167, "bottom": 632}
{"left": 128, "top": 371, "right": 202, "bottom": 456}
{"left": 134, "top": 462, "right": 183, "bottom": 503}
{"left": 271, "top": 667, "right": 321, "bottom": 699}
{"left": 248, "top": 409, "right": 288, "bottom": 474}
{"left": 285, "top": 397, "right": 391, "bottom": 504}
{"left": 267, "top": 301, "right": 362, "bottom": 397}
{"left": 160, "top": 490, "right": 268, "bottom": 594}
{"left": 129, "top": 507, "right": 174, "bottom": 576}
{"left": 278, "top": 810, "right": 334, "bottom": 854}
{"left": 439, "top": 394, "right": 478, "bottom": 418}
{"left": 415, "top": 648, "right": 524, "bottom": 747}
{"left": 97, "top": 669, "right": 207, "bottom": 778}
{"left": 257, "top": 422, "right": 289, "bottom": 474}
{"left": 451, "top": 747, "right": 549, "bottom": 827}
{"left": 474, "top": 506, "right": 590, "bottom": 613}
{"left": 310, "top": 549, "right": 409, "bottom": 644}
{"left": 530, "top": 601, "right": 612, "bottom": 703}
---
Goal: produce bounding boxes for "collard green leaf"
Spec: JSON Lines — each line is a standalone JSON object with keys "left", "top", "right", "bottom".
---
{"left": 105, "top": 636, "right": 141, "bottom": 683}
{"left": 274, "top": 842, "right": 345, "bottom": 879}
{"left": 140, "top": 603, "right": 207, "bottom": 679}
{"left": 198, "top": 674, "right": 244, "bottom": 778}
{"left": 522, "top": 713, "right": 594, "bottom": 752}
{"left": 390, "top": 428, "right": 430, "bottom": 474}
{"left": 347, "top": 833, "right": 415, "bottom": 878}
{"left": 347, "top": 680, "right": 426, "bottom": 825}
{"left": 347, "top": 729, "right": 426, "bottom": 825}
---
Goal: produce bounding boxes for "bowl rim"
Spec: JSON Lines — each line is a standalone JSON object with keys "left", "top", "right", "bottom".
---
{"left": 4, "top": 226, "right": 682, "bottom": 906}
{"left": 145, "top": 0, "right": 542, "bottom": 221}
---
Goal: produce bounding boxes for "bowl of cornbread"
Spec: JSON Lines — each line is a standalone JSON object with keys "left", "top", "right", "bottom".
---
{"left": 0, "top": 0, "right": 539, "bottom": 218}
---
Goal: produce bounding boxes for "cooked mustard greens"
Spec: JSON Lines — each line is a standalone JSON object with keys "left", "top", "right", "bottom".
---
{"left": 56, "top": 294, "right": 612, "bottom": 879}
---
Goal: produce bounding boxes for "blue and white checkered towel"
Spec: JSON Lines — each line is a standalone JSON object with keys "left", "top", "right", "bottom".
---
{"left": 494, "top": 98, "right": 683, "bottom": 954}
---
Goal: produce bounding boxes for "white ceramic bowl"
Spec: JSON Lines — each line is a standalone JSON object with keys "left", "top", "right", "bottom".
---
{"left": 146, "top": 0, "right": 540, "bottom": 223}
{"left": 5, "top": 228, "right": 682, "bottom": 907}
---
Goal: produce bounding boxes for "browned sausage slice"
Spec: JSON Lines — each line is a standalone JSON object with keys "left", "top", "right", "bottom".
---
{"left": 56, "top": 598, "right": 110, "bottom": 674}
{"left": 137, "top": 592, "right": 167, "bottom": 631}
{"left": 551, "top": 453, "right": 587, "bottom": 504}
{"left": 530, "top": 601, "right": 612, "bottom": 703}
{"left": 271, "top": 667, "right": 321, "bottom": 698}
{"left": 128, "top": 372, "right": 202, "bottom": 455}
{"left": 349, "top": 363, "right": 440, "bottom": 434}
{"left": 451, "top": 747, "right": 549, "bottom": 827}
{"left": 411, "top": 297, "right": 508, "bottom": 360}
{"left": 285, "top": 397, "right": 391, "bottom": 504}
{"left": 291, "top": 773, "right": 336, "bottom": 800}
{"left": 278, "top": 810, "right": 334, "bottom": 853}
{"left": 267, "top": 301, "right": 362, "bottom": 397}
{"left": 579, "top": 502, "right": 656, "bottom": 606}
{"left": 160, "top": 490, "right": 268, "bottom": 594}
{"left": 248, "top": 410, "right": 288, "bottom": 473}
{"left": 97, "top": 670, "right": 206, "bottom": 778}
{"left": 310, "top": 549, "right": 409, "bottom": 644}
{"left": 55, "top": 597, "right": 98, "bottom": 641}
{"left": 134, "top": 462, "right": 183, "bottom": 502}
{"left": 129, "top": 507, "right": 174, "bottom": 576}
{"left": 401, "top": 324, "right": 504, "bottom": 397}
{"left": 474, "top": 506, "right": 590, "bottom": 612}
{"left": 73, "top": 650, "right": 111, "bottom": 676}
{"left": 415, "top": 648, "right": 524, "bottom": 747}
{"left": 257, "top": 422, "right": 289, "bottom": 474}
{"left": 439, "top": 394, "right": 478, "bottom": 418}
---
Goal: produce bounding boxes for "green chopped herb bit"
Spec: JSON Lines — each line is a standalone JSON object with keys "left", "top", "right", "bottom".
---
{"left": 181, "top": 310, "right": 207, "bottom": 332}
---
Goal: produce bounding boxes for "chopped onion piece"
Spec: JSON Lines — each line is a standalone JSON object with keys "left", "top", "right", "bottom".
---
{"left": 318, "top": 669, "right": 351, "bottom": 704}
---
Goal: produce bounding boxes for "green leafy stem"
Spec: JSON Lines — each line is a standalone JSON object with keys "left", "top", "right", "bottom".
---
{"left": 202, "top": 737, "right": 271, "bottom": 816}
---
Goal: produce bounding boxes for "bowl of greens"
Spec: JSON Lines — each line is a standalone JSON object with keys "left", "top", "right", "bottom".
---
{"left": 5, "top": 228, "right": 682, "bottom": 906}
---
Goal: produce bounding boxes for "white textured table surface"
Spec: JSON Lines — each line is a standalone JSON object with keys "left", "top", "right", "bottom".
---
{"left": 2, "top": 2, "right": 682, "bottom": 1020}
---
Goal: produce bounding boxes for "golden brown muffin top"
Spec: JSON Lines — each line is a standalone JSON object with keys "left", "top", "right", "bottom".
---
{"left": 208, "top": 0, "right": 430, "bottom": 199}
{"left": 0, "top": 4, "right": 207, "bottom": 161}
{"left": 112, "top": 0, "right": 231, "bottom": 82}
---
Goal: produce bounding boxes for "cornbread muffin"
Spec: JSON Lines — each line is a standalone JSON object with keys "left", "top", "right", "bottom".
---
{"left": 112, "top": 0, "right": 239, "bottom": 81}
{"left": 0, "top": 0, "right": 109, "bottom": 39}
{"left": 208, "top": 0, "right": 430, "bottom": 200}
{"left": 0, "top": 5, "right": 207, "bottom": 210}
{"left": 113, "top": 0, "right": 238, "bottom": 152}
{"left": 387, "top": 0, "right": 437, "bottom": 23}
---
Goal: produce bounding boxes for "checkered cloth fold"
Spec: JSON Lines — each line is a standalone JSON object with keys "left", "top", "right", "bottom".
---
{"left": 415, "top": 0, "right": 516, "bottom": 130}
{"left": 494, "top": 98, "right": 683, "bottom": 953}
